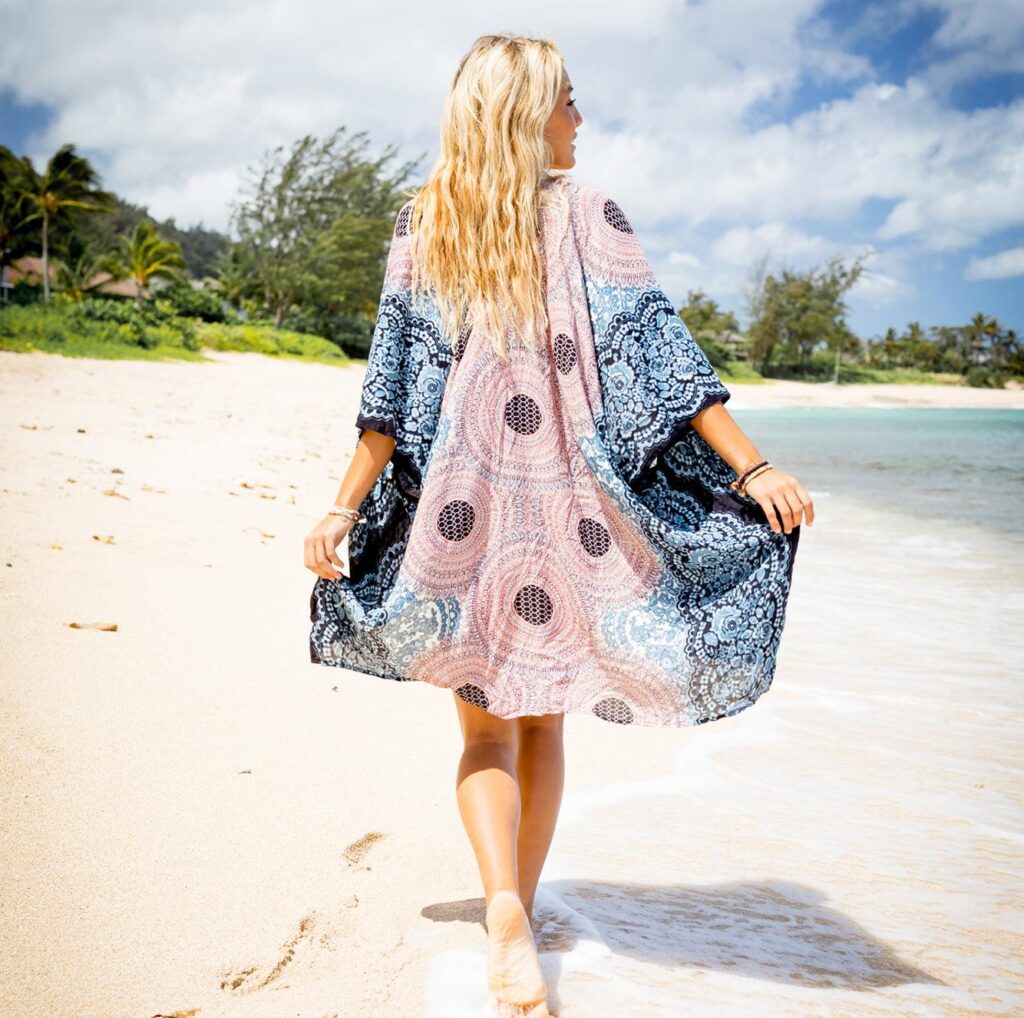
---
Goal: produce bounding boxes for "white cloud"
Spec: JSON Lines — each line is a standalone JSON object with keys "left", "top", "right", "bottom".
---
{"left": 0, "top": 0, "right": 1020, "bottom": 342}
{"left": 923, "top": 0, "right": 1024, "bottom": 92}
{"left": 964, "top": 245, "right": 1024, "bottom": 280}
{"left": 0, "top": 0, "right": 862, "bottom": 232}
{"left": 594, "top": 73, "right": 1024, "bottom": 254}
{"left": 709, "top": 221, "right": 835, "bottom": 266}
{"left": 848, "top": 245, "right": 917, "bottom": 308}
{"left": 653, "top": 224, "right": 913, "bottom": 318}
{"left": 667, "top": 251, "right": 702, "bottom": 268}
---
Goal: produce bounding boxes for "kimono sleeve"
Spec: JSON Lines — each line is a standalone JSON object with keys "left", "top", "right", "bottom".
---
{"left": 354, "top": 201, "right": 416, "bottom": 445}
{"left": 575, "top": 186, "right": 732, "bottom": 489}
{"left": 353, "top": 199, "right": 452, "bottom": 496}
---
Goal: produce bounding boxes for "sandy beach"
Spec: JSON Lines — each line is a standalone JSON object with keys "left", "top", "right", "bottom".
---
{"left": 1, "top": 347, "right": 1021, "bottom": 1017}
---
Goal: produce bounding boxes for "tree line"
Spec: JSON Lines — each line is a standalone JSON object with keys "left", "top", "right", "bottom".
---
{"left": 0, "top": 128, "right": 419, "bottom": 355}
{"left": 1, "top": 130, "right": 1020, "bottom": 383}
{"left": 682, "top": 262, "right": 1020, "bottom": 388}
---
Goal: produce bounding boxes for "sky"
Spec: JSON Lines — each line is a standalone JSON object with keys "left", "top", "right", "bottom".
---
{"left": 1, "top": 0, "right": 1022, "bottom": 340}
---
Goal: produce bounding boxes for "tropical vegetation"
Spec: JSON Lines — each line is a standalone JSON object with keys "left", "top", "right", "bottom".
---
{"left": 0, "top": 133, "right": 1020, "bottom": 386}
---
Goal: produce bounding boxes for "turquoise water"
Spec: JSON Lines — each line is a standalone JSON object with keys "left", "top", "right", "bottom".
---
{"left": 729, "top": 408, "right": 1024, "bottom": 538}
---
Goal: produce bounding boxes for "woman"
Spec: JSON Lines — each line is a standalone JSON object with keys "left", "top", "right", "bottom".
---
{"left": 305, "top": 33, "right": 813, "bottom": 1018}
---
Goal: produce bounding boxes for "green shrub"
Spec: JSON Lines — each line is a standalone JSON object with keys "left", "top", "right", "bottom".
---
{"left": 7, "top": 280, "right": 43, "bottom": 306}
{"left": 693, "top": 334, "right": 735, "bottom": 371}
{"left": 194, "top": 321, "right": 351, "bottom": 362}
{"left": 0, "top": 298, "right": 202, "bottom": 358}
{"left": 965, "top": 365, "right": 1007, "bottom": 388}
{"left": 158, "top": 283, "right": 230, "bottom": 322}
{"left": 280, "top": 308, "right": 373, "bottom": 357}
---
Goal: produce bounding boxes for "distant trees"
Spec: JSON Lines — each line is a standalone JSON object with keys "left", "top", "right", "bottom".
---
{"left": 678, "top": 255, "right": 1022, "bottom": 386}
{"left": 862, "top": 314, "right": 1021, "bottom": 384}
{"left": 0, "top": 144, "right": 230, "bottom": 305}
{"left": 224, "top": 126, "right": 423, "bottom": 352}
{"left": 0, "top": 129, "right": 427, "bottom": 359}
{"left": 678, "top": 289, "right": 742, "bottom": 370}
{"left": 71, "top": 192, "right": 229, "bottom": 281}
{"left": 54, "top": 235, "right": 111, "bottom": 302}
{"left": 1, "top": 133, "right": 1019, "bottom": 383}
{"left": 744, "top": 254, "right": 865, "bottom": 382}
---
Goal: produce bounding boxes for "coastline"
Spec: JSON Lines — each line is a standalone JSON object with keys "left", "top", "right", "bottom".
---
{"left": 719, "top": 375, "right": 1024, "bottom": 410}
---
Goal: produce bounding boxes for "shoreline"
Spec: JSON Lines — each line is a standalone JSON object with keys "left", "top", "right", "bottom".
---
{"left": 719, "top": 375, "right": 1024, "bottom": 410}
{"left": 3, "top": 348, "right": 1024, "bottom": 410}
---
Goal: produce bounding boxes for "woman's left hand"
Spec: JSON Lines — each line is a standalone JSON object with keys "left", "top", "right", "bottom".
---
{"left": 744, "top": 468, "right": 814, "bottom": 534}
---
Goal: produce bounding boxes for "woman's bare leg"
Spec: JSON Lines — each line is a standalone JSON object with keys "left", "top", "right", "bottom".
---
{"left": 515, "top": 713, "right": 565, "bottom": 926}
{"left": 453, "top": 692, "right": 522, "bottom": 900}
{"left": 453, "top": 693, "right": 549, "bottom": 1014}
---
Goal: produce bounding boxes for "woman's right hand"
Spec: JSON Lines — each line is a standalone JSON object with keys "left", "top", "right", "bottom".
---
{"left": 304, "top": 515, "right": 356, "bottom": 581}
{"left": 744, "top": 467, "right": 814, "bottom": 535}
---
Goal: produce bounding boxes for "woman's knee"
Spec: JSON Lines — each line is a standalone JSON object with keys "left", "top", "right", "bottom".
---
{"left": 517, "top": 712, "right": 565, "bottom": 736}
{"left": 454, "top": 692, "right": 520, "bottom": 749}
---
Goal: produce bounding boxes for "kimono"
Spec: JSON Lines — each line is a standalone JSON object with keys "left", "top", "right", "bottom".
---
{"left": 308, "top": 175, "right": 801, "bottom": 728}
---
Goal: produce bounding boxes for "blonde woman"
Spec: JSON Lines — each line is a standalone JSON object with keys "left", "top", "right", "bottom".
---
{"left": 306, "top": 32, "right": 812, "bottom": 1017}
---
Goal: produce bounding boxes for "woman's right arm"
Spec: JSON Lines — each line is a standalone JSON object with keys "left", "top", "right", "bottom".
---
{"left": 303, "top": 428, "right": 397, "bottom": 580}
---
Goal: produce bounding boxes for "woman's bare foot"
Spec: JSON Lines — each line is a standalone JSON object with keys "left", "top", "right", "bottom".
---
{"left": 486, "top": 889, "right": 550, "bottom": 1017}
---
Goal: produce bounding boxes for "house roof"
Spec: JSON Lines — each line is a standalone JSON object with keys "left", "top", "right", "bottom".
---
{"left": 3, "top": 256, "right": 145, "bottom": 298}
{"left": 3, "top": 256, "right": 53, "bottom": 285}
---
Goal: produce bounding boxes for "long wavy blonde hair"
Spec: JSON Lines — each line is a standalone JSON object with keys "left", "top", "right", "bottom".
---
{"left": 402, "top": 33, "right": 571, "bottom": 362}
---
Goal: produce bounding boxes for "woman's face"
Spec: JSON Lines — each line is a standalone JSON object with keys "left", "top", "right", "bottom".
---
{"left": 544, "top": 71, "right": 582, "bottom": 170}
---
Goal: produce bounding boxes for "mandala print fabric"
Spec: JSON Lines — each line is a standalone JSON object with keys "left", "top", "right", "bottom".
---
{"left": 309, "top": 176, "right": 801, "bottom": 727}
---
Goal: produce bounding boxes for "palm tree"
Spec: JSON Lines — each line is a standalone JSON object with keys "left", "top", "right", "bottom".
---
{"left": 964, "top": 312, "right": 1001, "bottom": 369}
{"left": 210, "top": 243, "right": 258, "bottom": 311}
{"left": 989, "top": 326, "right": 1019, "bottom": 376}
{"left": 2, "top": 143, "right": 114, "bottom": 302}
{"left": 106, "top": 219, "right": 187, "bottom": 305}
{"left": 0, "top": 148, "right": 36, "bottom": 296}
{"left": 54, "top": 236, "right": 111, "bottom": 302}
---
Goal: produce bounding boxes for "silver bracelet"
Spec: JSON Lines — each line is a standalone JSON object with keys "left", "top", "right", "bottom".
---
{"left": 329, "top": 504, "right": 366, "bottom": 524}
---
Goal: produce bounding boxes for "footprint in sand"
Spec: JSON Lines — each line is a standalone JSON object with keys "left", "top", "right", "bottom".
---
{"left": 219, "top": 903, "right": 367, "bottom": 995}
{"left": 219, "top": 911, "right": 338, "bottom": 994}
{"left": 343, "top": 830, "right": 386, "bottom": 868}
{"left": 219, "top": 832, "right": 385, "bottom": 995}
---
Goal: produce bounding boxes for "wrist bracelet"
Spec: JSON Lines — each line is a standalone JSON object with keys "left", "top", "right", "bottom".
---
{"left": 730, "top": 460, "right": 773, "bottom": 496}
{"left": 730, "top": 459, "right": 767, "bottom": 492}
{"left": 741, "top": 464, "right": 773, "bottom": 492}
{"left": 329, "top": 504, "right": 366, "bottom": 524}
{"left": 736, "top": 459, "right": 769, "bottom": 484}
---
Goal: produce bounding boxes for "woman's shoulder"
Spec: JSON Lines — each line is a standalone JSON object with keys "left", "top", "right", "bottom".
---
{"left": 561, "top": 179, "right": 657, "bottom": 288}
{"left": 565, "top": 180, "right": 638, "bottom": 235}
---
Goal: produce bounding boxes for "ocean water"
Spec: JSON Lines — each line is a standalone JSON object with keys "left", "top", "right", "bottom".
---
{"left": 729, "top": 408, "right": 1024, "bottom": 539}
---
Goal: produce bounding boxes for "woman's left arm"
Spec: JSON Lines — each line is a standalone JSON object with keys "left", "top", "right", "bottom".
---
{"left": 692, "top": 402, "right": 815, "bottom": 535}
